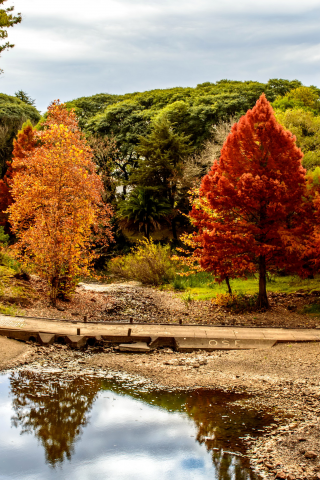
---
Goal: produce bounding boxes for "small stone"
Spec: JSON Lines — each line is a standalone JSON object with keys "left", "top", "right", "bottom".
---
{"left": 56, "top": 306, "right": 65, "bottom": 311}
{"left": 287, "top": 475, "right": 295, "bottom": 480}
{"left": 298, "top": 437, "right": 307, "bottom": 442}
{"left": 304, "top": 451, "right": 318, "bottom": 460}
{"left": 275, "top": 471, "right": 286, "bottom": 479}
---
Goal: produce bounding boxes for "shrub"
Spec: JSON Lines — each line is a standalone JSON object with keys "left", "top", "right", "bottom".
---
{"left": 214, "top": 292, "right": 259, "bottom": 313}
{"left": 302, "top": 303, "right": 320, "bottom": 315}
{"left": 172, "top": 276, "right": 187, "bottom": 291}
{"left": 108, "top": 239, "right": 176, "bottom": 285}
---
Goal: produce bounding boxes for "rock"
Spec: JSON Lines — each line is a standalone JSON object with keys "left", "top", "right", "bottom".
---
{"left": 298, "top": 437, "right": 307, "bottom": 442}
{"left": 304, "top": 451, "right": 318, "bottom": 460}
{"left": 71, "top": 312, "right": 80, "bottom": 316}
{"left": 275, "top": 471, "right": 286, "bottom": 479}
{"left": 287, "top": 475, "right": 295, "bottom": 480}
{"left": 56, "top": 306, "right": 65, "bottom": 311}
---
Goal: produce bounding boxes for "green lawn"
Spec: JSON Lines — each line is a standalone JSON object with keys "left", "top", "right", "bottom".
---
{"left": 166, "top": 272, "right": 320, "bottom": 301}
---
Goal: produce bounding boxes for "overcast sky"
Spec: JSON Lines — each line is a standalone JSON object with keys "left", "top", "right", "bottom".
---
{"left": 0, "top": 0, "right": 320, "bottom": 112}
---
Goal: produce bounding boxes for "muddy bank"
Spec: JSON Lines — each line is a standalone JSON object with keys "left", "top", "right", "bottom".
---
{"left": 1, "top": 339, "right": 319, "bottom": 479}
{"left": 0, "top": 337, "right": 31, "bottom": 370}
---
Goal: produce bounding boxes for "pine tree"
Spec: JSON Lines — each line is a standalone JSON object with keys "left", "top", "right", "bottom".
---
{"left": 132, "top": 116, "right": 193, "bottom": 240}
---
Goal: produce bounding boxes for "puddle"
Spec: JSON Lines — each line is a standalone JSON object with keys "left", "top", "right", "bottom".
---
{"left": 0, "top": 371, "right": 273, "bottom": 479}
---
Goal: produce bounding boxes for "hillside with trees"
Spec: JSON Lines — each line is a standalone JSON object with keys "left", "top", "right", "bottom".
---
{"left": 65, "top": 79, "right": 320, "bottom": 246}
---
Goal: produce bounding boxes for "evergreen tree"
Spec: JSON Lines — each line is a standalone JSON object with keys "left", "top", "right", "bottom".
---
{"left": 14, "top": 90, "right": 36, "bottom": 106}
{"left": 131, "top": 116, "right": 193, "bottom": 239}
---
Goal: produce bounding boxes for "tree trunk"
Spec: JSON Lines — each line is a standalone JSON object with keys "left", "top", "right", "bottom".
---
{"left": 225, "top": 276, "right": 232, "bottom": 295}
{"left": 145, "top": 221, "right": 150, "bottom": 240}
{"left": 257, "top": 255, "right": 269, "bottom": 309}
{"left": 171, "top": 217, "right": 177, "bottom": 241}
{"left": 50, "top": 276, "right": 58, "bottom": 307}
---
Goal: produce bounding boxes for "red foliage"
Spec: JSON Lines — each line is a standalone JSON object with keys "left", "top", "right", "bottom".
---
{"left": 0, "top": 125, "right": 37, "bottom": 228}
{"left": 189, "top": 94, "right": 311, "bottom": 307}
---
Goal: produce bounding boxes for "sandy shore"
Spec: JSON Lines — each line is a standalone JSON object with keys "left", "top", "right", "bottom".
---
{"left": 0, "top": 337, "right": 32, "bottom": 370}
{"left": 1, "top": 339, "right": 319, "bottom": 479}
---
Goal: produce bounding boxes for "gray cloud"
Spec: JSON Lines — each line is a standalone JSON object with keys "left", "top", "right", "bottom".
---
{"left": 1, "top": 0, "right": 319, "bottom": 112}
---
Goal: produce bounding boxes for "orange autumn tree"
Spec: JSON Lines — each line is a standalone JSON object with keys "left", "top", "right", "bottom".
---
{"left": 8, "top": 101, "right": 113, "bottom": 305}
{"left": 189, "top": 94, "right": 311, "bottom": 309}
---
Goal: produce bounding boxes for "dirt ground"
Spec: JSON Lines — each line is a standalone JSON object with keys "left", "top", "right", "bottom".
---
{"left": 13, "top": 277, "right": 320, "bottom": 329}
{"left": 0, "top": 337, "right": 319, "bottom": 479}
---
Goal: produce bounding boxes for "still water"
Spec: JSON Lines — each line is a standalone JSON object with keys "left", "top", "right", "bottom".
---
{"left": 0, "top": 371, "right": 272, "bottom": 480}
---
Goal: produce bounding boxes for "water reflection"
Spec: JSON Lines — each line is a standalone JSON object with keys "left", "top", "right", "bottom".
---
{"left": 10, "top": 371, "right": 100, "bottom": 465}
{"left": 3, "top": 371, "right": 271, "bottom": 479}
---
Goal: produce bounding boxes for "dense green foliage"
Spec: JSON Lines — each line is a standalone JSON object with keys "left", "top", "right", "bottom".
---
{"left": 66, "top": 79, "right": 320, "bottom": 245}
{"left": 0, "top": 0, "right": 21, "bottom": 62}
{"left": 273, "top": 86, "right": 320, "bottom": 169}
{"left": 0, "top": 93, "right": 40, "bottom": 176}
{"left": 68, "top": 79, "right": 302, "bottom": 149}
{"left": 118, "top": 186, "right": 171, "bottom": 239}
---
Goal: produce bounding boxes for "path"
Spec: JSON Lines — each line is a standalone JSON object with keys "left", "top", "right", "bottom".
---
{"left": 0, "top": 313, "right": 320, "bottom": 351}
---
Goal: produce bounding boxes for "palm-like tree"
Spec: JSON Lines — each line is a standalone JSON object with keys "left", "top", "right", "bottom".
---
{"left": 118, "top": 187, "right": 171, "bottom": 239}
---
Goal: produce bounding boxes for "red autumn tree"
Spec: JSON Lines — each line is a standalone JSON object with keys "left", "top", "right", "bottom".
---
{"left": 0, "top": 123, "right": 36, "bottom": 228}
{"left": 8, "top": 101, "right": 113, "bottom": 305}
{"left": 189, "top": 94, "right": 311, "bottom": 308}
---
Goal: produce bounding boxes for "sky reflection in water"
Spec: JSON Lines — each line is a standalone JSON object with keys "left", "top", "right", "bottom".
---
{"left": 0, "top": 371, "right": 268, "bottom": 480}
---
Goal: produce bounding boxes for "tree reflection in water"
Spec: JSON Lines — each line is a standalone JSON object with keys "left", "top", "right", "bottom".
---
{"left": 184, "top": 390, "right": 272, "bottom": 480}
{"left": 9, "top": 373, "right": 271, "bottom": 479}
{"left": 9, "top": 371, "right": 101, "bottom": 466}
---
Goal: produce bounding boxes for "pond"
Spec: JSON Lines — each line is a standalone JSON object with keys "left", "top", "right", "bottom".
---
{"left": 0, "top": 370, "right": 273, "bottom": 479}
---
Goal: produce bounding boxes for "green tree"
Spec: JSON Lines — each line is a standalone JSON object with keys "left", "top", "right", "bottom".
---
{"left": 267, "top": 78, "right": 302, "bottom": 97}
{"left": 0, "top": 0, "right": 21, "bottom": 72}
{"left": 15, "top": 90, "right": 36, "bottom": 106}
{"left": 118, "top": 186, "right": 171, "bottom": 239}
{"left": 87, "top": 134, "right": 119, "bottom": 203}
{"left": 272, "top": 86, "right": 320, "bottom": 112}
{"left": 275, "top": 108, "right": 320, "bottom": 170}
{"left": 0, "top": 93, "right": 40, "bottom": 177}
{"left": 132, "top": 116, "right": 193, "bottom": 240}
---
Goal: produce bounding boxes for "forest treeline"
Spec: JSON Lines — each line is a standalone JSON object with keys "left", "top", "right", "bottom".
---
{"left": 1, "top": 78, "right": 320, "bottom": 249}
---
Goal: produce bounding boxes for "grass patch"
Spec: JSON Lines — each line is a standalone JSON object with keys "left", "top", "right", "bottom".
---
{"left": 0, "top": 251, "right": 21, "bottom": 273}
{"left": 302, "top": 303, "right": 320, "bottom": 316}
{"left": 0, "top": 303, "right": 22, "bottom": 316}
{"left": 166, "top": 271, "right": 320, "bottom": 300}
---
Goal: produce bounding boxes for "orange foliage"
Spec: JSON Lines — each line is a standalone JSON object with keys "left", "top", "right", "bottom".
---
{"left": 188, "top": 94, "right": 312, "bottom": 307}
{"left": 8, "top": 101, "right": 113, "bottom": 304}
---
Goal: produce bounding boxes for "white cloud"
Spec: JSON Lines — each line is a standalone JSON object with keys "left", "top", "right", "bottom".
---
{"left": 1, "top": 0, "right": 319, "bottom": 111}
